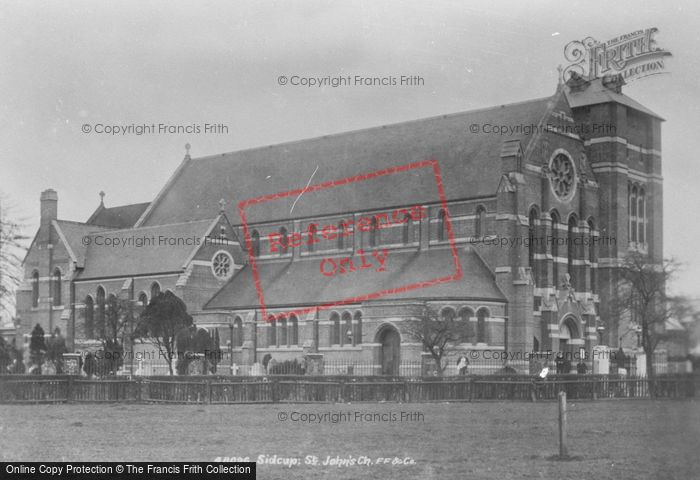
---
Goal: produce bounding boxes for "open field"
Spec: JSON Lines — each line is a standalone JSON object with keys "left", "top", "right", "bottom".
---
{"left": 1, "top": 400, "right": 698, "bottom": 480}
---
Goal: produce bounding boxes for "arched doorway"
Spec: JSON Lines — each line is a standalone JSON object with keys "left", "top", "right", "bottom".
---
{"left": 558, "top": 316, "right": 580, "bottom": 353}
{"left": 377, "top": 325, "right": 401, "bottom": 376}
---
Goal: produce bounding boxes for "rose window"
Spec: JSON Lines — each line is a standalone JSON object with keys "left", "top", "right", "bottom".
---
{"left": 211, "top": 252, "right": 233, "bottom": 279}
{"left": 549, "top": 153, "right": 576, "bottom": 200}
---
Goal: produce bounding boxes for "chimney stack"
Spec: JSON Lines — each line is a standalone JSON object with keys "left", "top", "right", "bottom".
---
{"left": 40, "top": 189, "right": 58, "bottom": 244}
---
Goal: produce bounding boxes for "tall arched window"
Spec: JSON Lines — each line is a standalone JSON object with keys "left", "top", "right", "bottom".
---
{"left": 402, "top": 214, "right": 411, "bottom": 244}
{"left": 106, "top": 294, "right": 117, "bottom": 338}
{"left": 279, "top": 316, "right": 288, "bottom": 346}
{"left": 475, "top": 205, "right": 486, "bottom": 237}
{"left": 150, "top": 282, "right": 161, "bottom": 300}
{"left": 342, "top": 311, "right": 352, "bottom": 347}
{"left": 550, "top": 211, "right": 561, "bottom": 287}
{"left": 278, "top": 227, "right": 288, "bottom": 254}
{"left": 337, "top": 222, "right": 345, "bottom": 250}
{"left": 353, "top": 311, "right": 362, "bottom": 346}
{"left": 31, "top": 270, "right": 39, "bottom": 307}
{"left": 330, "top": 312, "right": 340, "bottom": 345}
{"left": 528, "top": 207, "right": 539, "bottom": 270}
{"left": 84, "top": 295, "right": 94, "bottom": 339}
{"left": 567, "top": 215, "right": 577, "bottom": 277}
{"left": 268, "top": 316, "right": 277, "bottom": 347}
{"left": 233, "top": 316, "right": 243, "bottom": 347}
{"left": 96, "top": 286, "right": 106, "bottom": 338}
{"left": 307, "top": 224, "right": 317, "bottom": 252}
{"left": 369, "top": 217, "right": 379, "bottom": 247}
{"left": 289, "top": 314, "right": 299, "bottom": 346}
{"left": 459, "top": 307, "right": 475, "bottom": 341}
{"left": 251, "top": 230, "right": 261, "bottom": 257}
{"left": 52, "top": 268, "right": 61, "bottom": 306}
{"left": 588, "top": 218, "right": 597, "bottom": 293}
{"left": 476, "top": 308, "right": 489, "bottom": 343}
{"left": 638, "top": 188, "right": 646, "bottom": 245}
{"left": 138, "top": 292, "right": 148, "bottom": 307}
{"left": 438, "top": 209, "right": 447, "bottom": 241}
{"left": 630, "top": 186, "right": 638, "bottom": 243}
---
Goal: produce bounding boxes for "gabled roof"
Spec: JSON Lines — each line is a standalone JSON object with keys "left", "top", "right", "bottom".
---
{"left": 87, "top": 202, "right": 150, "bottom": 228}
{"left": 203, "top": 246, "right": 505, "bottom": 311}
{"left": 53, "top": 220, "right": 112, "bottom": 268}
{"left": 77, "top": 218, "right": 217, "bottom": 279}
{"left": 139, "top": 97, "right": 557, "bottom": 227}
{"left": 564, "top": 77, "right": 664, "bottom": 120}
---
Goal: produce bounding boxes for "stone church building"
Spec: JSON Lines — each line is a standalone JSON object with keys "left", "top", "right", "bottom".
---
{"left": 15, "top": 75, "right": 663, "bottom": 374}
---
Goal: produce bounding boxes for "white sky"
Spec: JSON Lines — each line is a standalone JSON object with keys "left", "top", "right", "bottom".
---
{"left": 1, "top": 0, "right": 699, "bottom": 298}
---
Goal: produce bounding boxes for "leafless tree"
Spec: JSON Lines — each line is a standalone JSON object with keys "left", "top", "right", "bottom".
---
{"left": 0, "top": 196, "right": 28, "bottom": 317}
{"left": 404, "top": 304, "right": 471, "bottom": 376}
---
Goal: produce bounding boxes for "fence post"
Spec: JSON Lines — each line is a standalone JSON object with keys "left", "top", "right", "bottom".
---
{"left": 206, "top": 379, "right": 212, "bottom": 404}
{"left": 271, "top": 379, "right": 279, "bottom": 403}
{"left": 558, "top": 391, "right": 568, "bottom": 458}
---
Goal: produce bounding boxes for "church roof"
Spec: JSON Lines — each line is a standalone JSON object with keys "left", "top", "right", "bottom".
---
{"left": 138, "top": 96, "right": 556, "bottom": 227}
{"left": 53, "top": 220, "right": 112, "bottom": 268}
{"left": 87, "top": 202, "right": 150, "bottom": 228}
{"left": 203, "top": 246, "right": 506, "bottom": 311}
{"left": 77, "top": 218, "right": 216, "bottom": 279}
{"left": 564, "top": 77, "right": 664, "bottom": 120}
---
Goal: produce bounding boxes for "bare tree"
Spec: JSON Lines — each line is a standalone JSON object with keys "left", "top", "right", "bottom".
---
{"left": 404, "top": 304, "right": 471, "bottom": 376}
{"left": 614, "top": 253, "right": 692, "bottom": 394}
{"left": 0, "top": 197, "right": 28, "bottom": 317}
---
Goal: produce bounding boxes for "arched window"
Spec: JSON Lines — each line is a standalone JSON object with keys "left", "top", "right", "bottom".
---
{"left": 638, "top": 188, "right": 646, "bottom": 245}
{"left": 233, "top": 316, "right": 243, "bottom": 347}
{"left": 251, "top": 230, "right": 260, "bottom": 257}
{"left": 313, "top": 320, "right": 319, "bottom": 348}
{"left": 96, "top": 286, "right": 106, "bottom": 338}
{"left": 440, "top": 307, "right": 456, "bottom": 322}
{"left": 476, "top": 307, "right": 488, "bottom": 343}
{"left": 533, "top": 336, "right": 540, "bottom": 352}
{"left": 459, "top": 307, "right": 475, "bottom": 341}
{"left": 106, "top": 294, "right": 117, "bottom": 338}
{"left": 567, "top": 215, "right": 577, "bottom": 276}
{"left": 52, "top": 268, "right": 61, "bottom": 306}
{"left": 84, "top": 295, "right": 94, "bottom": 339}
{"left": 353, "top": 311, "right": 363, "bottom": 346}
{"left": 278, "top": 227, "right": 288, "bottom": 254}
{"left": 31, "top": 270, "right": 39, "bottom": 307}
{"left": 279, "top": 316, "right": 288, "bottom": 346}
{"left": 330, "top": 312, "right": 340, "bottom": 345}
{"left": 550, "top": 211, "right": 560, "bottom": 287}
{"left": 588, "top": 218, "right": 596, "bottom": 293}
{"left": 438, "top": 208, "right": 447, "bottom": 241}
{"left": 150, "top": 282, "right": 161, "bottom": 300}
{"left": 369, "top": 217, "right": 379, "bottom": 247}
{"left": 630, "top": 186, "right": 638, "bottom": 243}
{"left": 528, "top": 207, "right": 539, "bottom": 269}
{"left": 337, "top": 222, "right": 345, "bottom": 250}
{"left": 138, "top": 292, "right": 148, "bottom": 307}
{"left": 307, "top": 224, "right": 317, "bottom": 252}
{"left": 475, "top": 205, "right": 486, "bottom": 237}
{"left": 402, "top": 214, "right": 411, "bottom": 244}
{"left": 268, "top": 316, "right": 277, "bottom": 347}
{"left": 342, "top": 311, "right": 352, "bottom": 347}
{"left": 289, "top": 314, "right": 299, "bottom": 346}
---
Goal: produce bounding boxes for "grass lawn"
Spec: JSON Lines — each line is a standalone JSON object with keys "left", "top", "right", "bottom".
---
{"left": 1, "top": 400, "right": 698, "bottom": 479}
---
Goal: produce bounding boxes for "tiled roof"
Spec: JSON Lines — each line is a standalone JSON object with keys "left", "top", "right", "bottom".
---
{"left": 564, "top": 78, "right": 663, "bottom": 120}
{"left": 139, "top": 96, "right": 557, "bottom": 227}
{"left": 77, "top": 219, "right": 216, "bottom": 279}
{"left": 53, "top": 220, "right": 112, "bottom": 268}
{"left": 203, "top": 246, "right": 505, "bottom": 311}
{"left": 87, "top": 202, "right": 150, "bottom": 228}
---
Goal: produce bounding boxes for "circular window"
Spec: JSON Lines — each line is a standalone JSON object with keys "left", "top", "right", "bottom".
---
{"left": 549, "top": 151, "right": 577, "bottom": 201}
{"left": 211, "top": 251, "right": 234, "bottom": 279}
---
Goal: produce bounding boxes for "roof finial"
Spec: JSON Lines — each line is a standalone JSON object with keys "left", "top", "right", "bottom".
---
{"left": 557, "top": 64, "right": 564, "bottom": 85}
{"left": 99, "top": 191, "right": 105, "bottom": 205}
{"left": 185, "top": 143, "right": 191, "bottom": 158}
{"left": 218, "top": 198, "right": 225, "bottom": 213}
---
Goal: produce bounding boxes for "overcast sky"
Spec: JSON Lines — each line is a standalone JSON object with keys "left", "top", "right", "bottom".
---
{"left": 2, "top": 0, "right": 699, "bottom": 297}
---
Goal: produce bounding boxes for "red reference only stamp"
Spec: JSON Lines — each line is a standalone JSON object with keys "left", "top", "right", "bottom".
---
{"left": 237, "top": 159, "right": 462, "bottom": 320}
